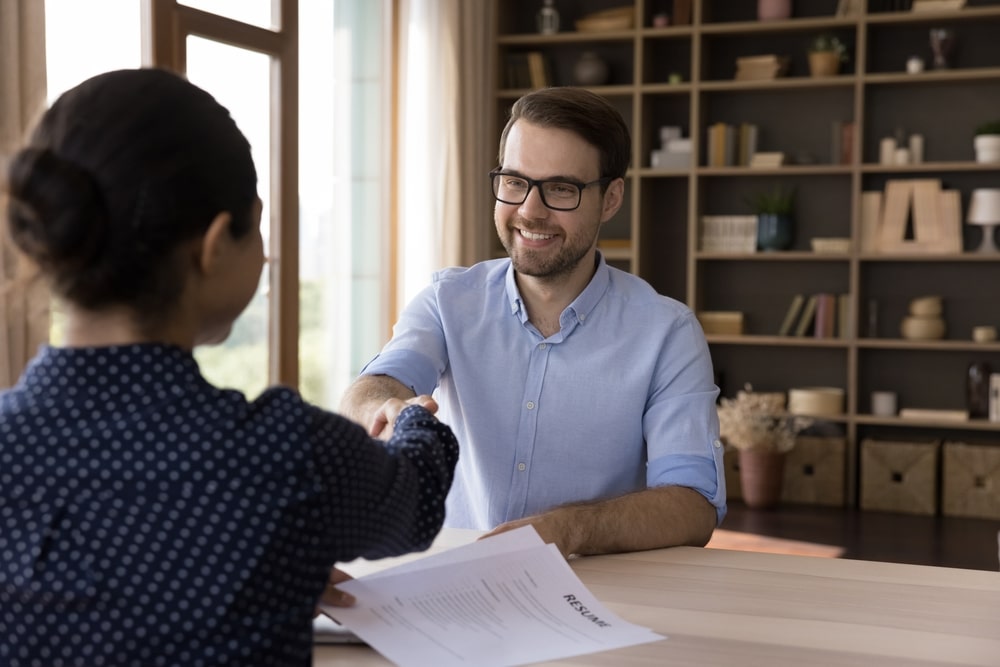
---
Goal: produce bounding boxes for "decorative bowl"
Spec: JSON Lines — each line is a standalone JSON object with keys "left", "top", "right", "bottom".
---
{"left": 901, "top": 315, "right": 946, "bottom": 340}
{"left": 575, "top": 6, "right": 635, "bottom": 32}
{"left": 788, "top": 387, "right": 845, "bottom": 416}
{"left": 908, "top": 295, "right": 942, "bottom": 317}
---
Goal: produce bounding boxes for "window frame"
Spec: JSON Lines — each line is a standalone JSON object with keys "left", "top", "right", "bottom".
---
{"left": 140, "top": 0, "right": 300, "bottom": 387}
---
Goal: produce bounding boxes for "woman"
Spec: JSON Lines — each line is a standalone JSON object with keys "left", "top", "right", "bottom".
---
{"left": 0, "top": 68, "right": 458, "bottom": 666}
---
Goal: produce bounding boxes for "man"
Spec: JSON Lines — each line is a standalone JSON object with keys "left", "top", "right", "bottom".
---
{"left": 341, "top": 87, "right": 725, "bottom": 557}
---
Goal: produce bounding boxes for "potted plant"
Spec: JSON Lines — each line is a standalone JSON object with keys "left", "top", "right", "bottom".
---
{"left": 974, "top": 120, "right": 1000, "bottom": 163}
{"left": 749, "top": 185, "right": 795, "bottom": 251}
{"left": 808, "top": 33, "right": 848, "bottom": 77}
{"left": 717, "top": 385, "right": 812, "bottom": 509}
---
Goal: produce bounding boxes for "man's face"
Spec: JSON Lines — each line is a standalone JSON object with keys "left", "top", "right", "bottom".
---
{"left": 494, "top": 120, "right": 621, "bottom": 281}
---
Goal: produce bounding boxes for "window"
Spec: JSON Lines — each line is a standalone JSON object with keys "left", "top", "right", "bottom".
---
{"left": 42, "top": 0, "right": 391, "bottom": 408}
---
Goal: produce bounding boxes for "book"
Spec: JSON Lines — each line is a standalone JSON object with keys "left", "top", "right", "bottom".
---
{"left": 504, "top": 53, "right": 531, "bottom": 89}
{"left": 837, "top": 294, "right": 851, "bottom": 338}
{"left": 778, "top": 294, "right": 806, "bottom": 336}
{"left": 749, "top": 151, "right": 785, "bottom": 168}
{"left": 898, "top": 408, "right": 969, "bottom": 421}
{"left": 737, "top": 122, "right": 758, "bottom": 167}
{"left": 813, "top": 293, "right": 836, "bottom": 339}
{"left": 526, "top": 51, "right": 551, "bottom": 89}
{"left": 911, "top": 0, "right": 966, "bottom": 11}
{"left": 840, "top": 121, "right": 855, "bottom": 165}
{"left": 794, "top": 295, "right": 819, "bottom": 337}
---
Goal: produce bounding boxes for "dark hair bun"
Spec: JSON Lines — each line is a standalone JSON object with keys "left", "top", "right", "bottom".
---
{"left": 6, "top": 146, "right": 108, "bottom": 272}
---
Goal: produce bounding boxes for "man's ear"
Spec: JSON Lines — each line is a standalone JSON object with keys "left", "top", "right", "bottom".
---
{"left": 600, "top": 178, "right": 625, "bottom": 223}
{"left": 198, "top": 212, "right": 233, "bottom": 275}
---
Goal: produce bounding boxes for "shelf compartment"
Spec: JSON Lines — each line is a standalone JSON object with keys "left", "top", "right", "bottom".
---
{"left": 696, "top": 261, "right": 849, "bottom": 336}
{"left": 701, "top": 1, "right": 847, "bottom": 27}
{"left": 699, "top": 28, "right": 858, "bottom": 83}
{"left": 700, "top": 176, "right": 852, "bottom": 247}
{"left": 700, "top": 88, "right": 855, "bottom": 168}
{"left": 866, "top": 15, "right": 1000, "bottom": 75}
{"left": 709, "top": 344, "right": 848, "bottom": 401}
{"left": 857, "top": 346, "right": 1000, "bottom": 418}
{"left": 860, "top": 262, "right": 1000, "bottom": 340}
{"left": 863, "top": 80, "right": 1000, "bottom": 164}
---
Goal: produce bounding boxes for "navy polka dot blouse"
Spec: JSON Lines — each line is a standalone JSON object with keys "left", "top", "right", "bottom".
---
{"left": 0, "top": 344, "right": 459, "bottom": 666}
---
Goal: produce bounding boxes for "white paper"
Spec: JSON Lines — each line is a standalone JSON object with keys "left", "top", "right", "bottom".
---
{"left": 322, "top": 527, "right": 664, "bottom": 667}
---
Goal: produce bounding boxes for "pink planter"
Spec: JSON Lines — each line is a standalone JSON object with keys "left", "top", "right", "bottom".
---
{"left": 758, "top": 0, "right": 792, "bottom": 21}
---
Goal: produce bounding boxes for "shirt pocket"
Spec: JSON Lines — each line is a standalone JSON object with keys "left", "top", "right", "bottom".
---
{"left": 0, "top": 490, "right": 98, "bottom": 610}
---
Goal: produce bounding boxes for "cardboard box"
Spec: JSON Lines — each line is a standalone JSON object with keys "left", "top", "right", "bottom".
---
{"left": 696, "top": 311, "right": 744, "bottom": 335}
{"left": 860, "top": 439, "right": 940, "bottom": 516}
{"left": 782, "top": 436, "right": 846, "bottom": 507}
{"left": 942, "top": 441, "right": 1000, "bottom": 520}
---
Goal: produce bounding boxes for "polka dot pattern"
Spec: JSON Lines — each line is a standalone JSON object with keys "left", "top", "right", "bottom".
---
{"left": 0, "top": 344, "right": 458, "bottom": 666}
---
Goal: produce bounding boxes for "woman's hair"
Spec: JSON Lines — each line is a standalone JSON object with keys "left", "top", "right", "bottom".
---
{"left": 3, "top": 68, "right": 257, "bottom": 320}
{"left": 497, "top": 87, "right": 631, "bottom": 183}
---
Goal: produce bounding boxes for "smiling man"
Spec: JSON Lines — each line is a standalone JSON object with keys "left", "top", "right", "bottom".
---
{"left": 340, "top": 87, "right": 726, "bottom": 557}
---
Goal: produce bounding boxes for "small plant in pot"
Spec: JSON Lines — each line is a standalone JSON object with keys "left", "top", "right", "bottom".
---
{"left": 974, "top": 120, "right": 1000, "bottom": 164}
{"left": 749, "top": 185, "right": 795, "bottom": 251}
{"left": 717, "top": 385, "right": 812, "bottom": 509}
{"left": 808, "top": 33, "right": 848, "bottom": 77}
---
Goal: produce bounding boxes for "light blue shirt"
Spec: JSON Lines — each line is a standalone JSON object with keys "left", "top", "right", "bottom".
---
{"left": 361, "top": 254, "right": 726, "bottom": 529}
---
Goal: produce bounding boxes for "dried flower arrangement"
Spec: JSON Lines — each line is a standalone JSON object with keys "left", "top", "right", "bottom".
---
{"left": 717, "top": 384, "right": 812, "bottom": 453}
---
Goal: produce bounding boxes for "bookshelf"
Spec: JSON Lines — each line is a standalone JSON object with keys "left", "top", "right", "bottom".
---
{"left": 491, "top": 0, "right": 1000, "bottom": 506}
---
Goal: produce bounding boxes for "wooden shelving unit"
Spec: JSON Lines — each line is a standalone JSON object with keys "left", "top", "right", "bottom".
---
{"left": 491, "top": 0, "right": 1000, "bottom": 504}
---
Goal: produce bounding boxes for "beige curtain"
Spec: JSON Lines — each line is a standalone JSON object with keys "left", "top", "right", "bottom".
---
{"left": 0, "top": 0, "right": 49, "bottom": 388}
{"left": 395, "top": 0, "right": 495, "bottom": 307}
{"left": 442, "top": 0, "right": 495, "bottom": 268}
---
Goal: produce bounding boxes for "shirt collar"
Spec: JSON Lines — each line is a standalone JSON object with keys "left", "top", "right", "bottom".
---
{"left": 503, "top": 251, "right": 611, "bottom": 327}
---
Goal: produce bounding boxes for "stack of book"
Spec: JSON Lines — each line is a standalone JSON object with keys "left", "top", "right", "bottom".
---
{"left": 700, "top": 215, "right": 757, "bottom": 253}
{"left": 778, "top": 293, "right": 851, "bottom": 338}
{"left": 735, "top": 55, "right": 790, "bottom": 81}
{"left": 706, "top": 122, "right": 758, "bottom": 167}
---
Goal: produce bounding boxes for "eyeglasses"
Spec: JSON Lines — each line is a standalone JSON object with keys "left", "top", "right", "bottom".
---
{"left": 489, "top": 170, "right": 612, "bottom": 212}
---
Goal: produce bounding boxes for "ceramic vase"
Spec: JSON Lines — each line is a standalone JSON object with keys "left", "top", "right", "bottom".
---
{"left": 573, "top": 51, "right": 609, "bottom": 86}
{"left": 757, "top": 0, "right": 791, "bottom": 21}
{"left": 738, "top": 449, "right": 786, "bottom": 509}
{"left": 808, "top": 51, "right": 841, "bottom": 77}
{"left": 974, "top": 135, "right": 1000, "bottom": 163}
{"left": 756, "top": 213, "right": 793, "bottom": 251}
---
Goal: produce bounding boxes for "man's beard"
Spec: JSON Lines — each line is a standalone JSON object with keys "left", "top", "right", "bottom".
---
{"left": 499, "top": 219, "right": 599, "bottom": 280}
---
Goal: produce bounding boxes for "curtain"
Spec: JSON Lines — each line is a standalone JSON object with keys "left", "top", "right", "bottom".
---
{"left": 395, "top": 0, "right": 495, "bottom": 309}
{"left": 0, "top": 0, "right": 49, "bottom": 388}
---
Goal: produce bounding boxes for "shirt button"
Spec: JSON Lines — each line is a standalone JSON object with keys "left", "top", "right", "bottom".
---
{"left": 579, "top": 314, "right": 586, "bottom": 321}
{"left": 526, "top": 401, "right": 535, "bottom": 410}
{"left": 713, "top": 439, "right": 723, "bottom": 449}
{"left": 538, "top": 343, "right": 547, "bottom": 350}
{"left": 518, "top": 462, "right": 526, "bottom": 471}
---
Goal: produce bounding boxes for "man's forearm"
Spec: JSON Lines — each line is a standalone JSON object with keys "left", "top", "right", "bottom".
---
{"left": 488, "top": 485, "right": 717, "bottom": 557}
{"left": 339, "top": 374, "right": 416, "bottom": 429}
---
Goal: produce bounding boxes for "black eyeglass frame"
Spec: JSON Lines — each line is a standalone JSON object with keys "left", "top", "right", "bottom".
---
{"left": 489, "top": 169, "right": 614, "bottom": 212}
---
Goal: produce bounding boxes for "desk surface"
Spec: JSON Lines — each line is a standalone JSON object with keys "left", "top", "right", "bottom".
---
{"left": 315, "top": 529, "right": 1000, "bottom": 666}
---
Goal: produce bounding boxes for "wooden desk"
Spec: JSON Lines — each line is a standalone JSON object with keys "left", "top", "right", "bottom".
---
{"left": 315, "top": 530, "right": 1000, "bottom": 666}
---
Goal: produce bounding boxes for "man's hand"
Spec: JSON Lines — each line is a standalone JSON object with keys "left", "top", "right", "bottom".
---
{"left": 368, "top": 394, "right": 439, "bottom": 438}
{"left": 481, "top": 509, "right": 582, "bottom": 559}
{"left": 315, "top": 566, "right": 356, "bottom": 617}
